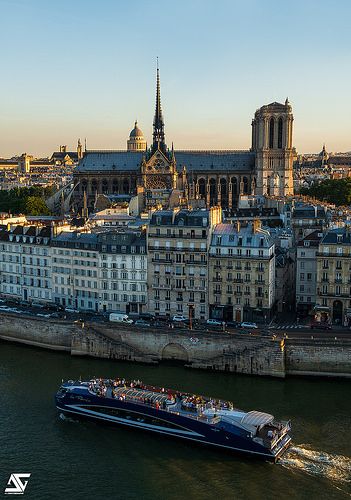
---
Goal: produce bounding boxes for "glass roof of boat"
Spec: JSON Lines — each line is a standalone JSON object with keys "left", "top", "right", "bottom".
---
{"left": 240, "top": 411, "right": 274, "bottom": 427}
{"left": 112, "top": 387, "right": 170, "bottom": 404}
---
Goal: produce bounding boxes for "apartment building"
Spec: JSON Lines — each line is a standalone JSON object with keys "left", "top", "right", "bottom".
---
{"left": 51, "top": 232, "right": 100, "bottom": 311}
{"left": 98, "top": 230, "right": 147, "bottom": 314}
{"left": 0, "top": 225, "right": 52, "bottom": 304}
{"left": 147, "top": 208, "right": 222, "bottom": 320}
{"left": 208, "top": 221, "right": 275, "bottom": 323}
{"left": 316, "top": 227, "right": 351, "bottom": 325}
{"left": 295, "top": 231, "right": 323, "bottom": 315}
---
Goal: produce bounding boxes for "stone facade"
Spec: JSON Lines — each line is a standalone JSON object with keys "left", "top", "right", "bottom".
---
{"left": 296, "top": 231, "right": 323, "bottom": 314}
{"left": 98, "top": 231, "right": 147, "bottom": 314}
{"left": 0, "top": 225, "right": 52, "bottom": 304}
{"left": 316, "top": 227, "right": 351, "bottom": 325}
{"left": 208, "top": 221, "right": 275, "bottom": 322}
{"left": 147, "top": 207, "right": 222, "bottom": 320}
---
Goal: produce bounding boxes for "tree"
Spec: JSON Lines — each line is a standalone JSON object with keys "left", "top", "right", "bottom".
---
{"left": 300, "top": 178, "right": 351, "bottom": 206}
{"left": 24, "top": 196, "right": 50, "bottom": 216}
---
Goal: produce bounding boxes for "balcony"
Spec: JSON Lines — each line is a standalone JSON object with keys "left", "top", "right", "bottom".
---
{"left": 213, "top": 278, "right": 222, "bottom": 282}
{"left": 234, "top": 291, "right": 242, "bottom": 296}
{"left": 152, "top": 258, "right": 173, "bottom": 263}
{"left": 255, "top": 293, "right": 264, "bottom": 298}
{"left": 255, "top": 280, "right": 265, "bottom": 285}
{"left": 214, "top": 290, "right": 222, "bottom": 295}
{"left": 233, "top": 278, "right": 243, "bottom": 283}
{"left": 214, "top": 265, "right": 222, "bottom": 269}
{"left": 321, "top": 278, "right": 329, "bottom": 283}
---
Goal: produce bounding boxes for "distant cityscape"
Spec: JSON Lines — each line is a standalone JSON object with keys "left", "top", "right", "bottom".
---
{"left": 0, "top": 69, "right": 351, "bottom": 328}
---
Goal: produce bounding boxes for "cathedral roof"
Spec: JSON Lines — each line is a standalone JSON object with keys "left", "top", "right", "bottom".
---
{"left": 77, "top": 150, "right": 255, "bottom": 173}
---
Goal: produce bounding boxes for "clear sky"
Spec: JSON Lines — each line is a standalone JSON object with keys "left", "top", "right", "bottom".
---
{"left": 0, "top": 0, "right": 350, "bottom": 157}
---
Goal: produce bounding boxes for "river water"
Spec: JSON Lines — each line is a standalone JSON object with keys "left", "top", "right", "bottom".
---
{"left": 0, "top": 342, "right": 350, "bottom": 500}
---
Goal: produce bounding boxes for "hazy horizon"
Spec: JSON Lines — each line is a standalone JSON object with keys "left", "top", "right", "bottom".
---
{"left": 1, "top": 0, "right": 350, "bottom": 158}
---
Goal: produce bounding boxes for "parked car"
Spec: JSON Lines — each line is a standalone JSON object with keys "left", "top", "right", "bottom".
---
{"left": 226, "top": 321, "right": 242, "bottom": 329}
{"left": 109, "top": 313, "right": 133, "bottom": 324}
{"left": 310, "top": 321, "right": 332, "bottom": 330}
{"left": 139, "top": 313, "right": 155, "bottom": 322}
{"left": 241, "top": 321, "right": 258, "bottom": 329}
{"left": 64, "top": 307, "right": 80, "bottom": 314}
{"left": 134, "top": 319, "right": 151, "bottom": 327}
{"left": 206, "top": 318, "right": 223, "bottom": 327}
{"left": 172, "top": 315, "right": 188, "bottom": 322}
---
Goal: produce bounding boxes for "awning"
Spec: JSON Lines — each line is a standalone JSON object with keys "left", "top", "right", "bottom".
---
{"left": 240, "top": 410, "right": 274, "bottom": 428}
{"left": 314, "top": 306, "right": 331, "bottom": 312}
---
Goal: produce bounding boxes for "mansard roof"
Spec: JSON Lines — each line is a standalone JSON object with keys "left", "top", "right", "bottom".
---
{"left": 76, "top": 150, "right": 255, "bottom": 174}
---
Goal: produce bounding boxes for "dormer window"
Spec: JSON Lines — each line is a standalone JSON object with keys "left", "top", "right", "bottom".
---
{"left": 304, "top": 241, "right": 310, "bottom": 247}
{"left": 337, "top": 234, "right": 343, "bottom": 243}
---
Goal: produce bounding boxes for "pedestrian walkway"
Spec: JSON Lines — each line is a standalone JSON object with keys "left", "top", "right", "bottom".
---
{"left": 269, "top": 323, "right": 305, "bottom": 330}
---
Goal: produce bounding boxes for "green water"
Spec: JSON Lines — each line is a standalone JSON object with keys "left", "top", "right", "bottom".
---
{"left": 0, "top": 342, "right": 350, "bottom": 500}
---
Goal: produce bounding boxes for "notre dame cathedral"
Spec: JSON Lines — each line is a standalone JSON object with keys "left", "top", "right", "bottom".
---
{"left": 73, "top": 67, "right": 295, "bottom": 212}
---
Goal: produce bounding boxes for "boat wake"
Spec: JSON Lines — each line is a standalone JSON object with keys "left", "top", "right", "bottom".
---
{"left": 280, "top": 444, "right": 351, "bottom": 486}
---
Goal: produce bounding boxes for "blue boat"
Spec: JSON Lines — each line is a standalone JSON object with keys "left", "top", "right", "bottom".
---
{"left": 55, "top": 378, "right": 291, "bottom": 461}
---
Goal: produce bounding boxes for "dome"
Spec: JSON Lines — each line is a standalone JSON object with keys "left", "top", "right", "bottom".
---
{"left": 129, "top": 121, "right": 144, "bottom": 138}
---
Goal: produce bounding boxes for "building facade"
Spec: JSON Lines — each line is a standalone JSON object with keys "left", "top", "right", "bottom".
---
{"left": 208, "top": 221, "right": 275, "bottom": 322}
{"left": 147, "top": 208, "right": 222, "bottom": 320}
{"left": 51, "top": 232, "right": 100, "bottom": 311}
{"left": 0, "top": 225, "right": 52, "bottom": 304}
{"left": 98, "top": 231, "right": 147, "bottom": 314}
{"left": 316, "top": 227, "right": 351, "bottom": 325}
{"left": 296, "top": 231, "right": 323, "bottom": 315}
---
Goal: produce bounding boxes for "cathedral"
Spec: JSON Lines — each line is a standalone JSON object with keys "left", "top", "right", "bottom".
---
{"left": 73, "top": 68, "right": 295, "bottom": 212}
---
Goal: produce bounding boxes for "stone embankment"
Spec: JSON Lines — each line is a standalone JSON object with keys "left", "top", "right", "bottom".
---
{"left": 1, "top": 312, "right": 351, "bottom": 379}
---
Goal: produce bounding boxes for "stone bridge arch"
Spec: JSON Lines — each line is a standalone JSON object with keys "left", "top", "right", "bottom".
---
{"left": 161, "top": 343, "right": 189, "bottom": 362}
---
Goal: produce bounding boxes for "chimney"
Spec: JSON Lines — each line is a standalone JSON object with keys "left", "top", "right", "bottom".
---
{"left": 253, "top": 219, "right": 261, "bottom": 233}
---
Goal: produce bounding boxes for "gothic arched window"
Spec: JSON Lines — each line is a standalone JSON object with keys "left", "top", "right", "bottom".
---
{"left": 278, "top": 117, "right": 283, "bottom": 149}
{"left": 269, "top": 117, "right": 275, "bottom": 149}
{"left": 243, "top": 176, "right": 249, "bottom": 194}
{"left": 123, "top": 178, "right": 130, "bottom": 194}
{"left": 198, "top": 178, "right": 206, "bottom": 198}
{"left": 102, "top": 179, "right": 109, "bottom": 194}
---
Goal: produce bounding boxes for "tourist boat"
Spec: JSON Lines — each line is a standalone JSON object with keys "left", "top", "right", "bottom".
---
{"left": 55, "top": 378, "right": 291, "bottom": 461}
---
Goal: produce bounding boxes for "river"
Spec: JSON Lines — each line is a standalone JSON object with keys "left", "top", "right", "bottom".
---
{"left": 0, "top": 342, "right": 350, "bottom": 500}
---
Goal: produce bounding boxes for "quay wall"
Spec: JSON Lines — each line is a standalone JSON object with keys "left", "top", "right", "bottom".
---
{"left": 1, "top": 312, "right": 351, "bottom": 379}
{"left": 285, "top": 338, "right": 351, "bottom": 378}
{"left": 72, "top": 323, "right": 286, "bottom": 378}
{"left": 0, "top": 313, "right": 72, "bottom": 351}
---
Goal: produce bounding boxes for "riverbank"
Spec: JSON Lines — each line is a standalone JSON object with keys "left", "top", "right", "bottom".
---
{"left": 0, "top": 312, "right": 350, "bottom": 379}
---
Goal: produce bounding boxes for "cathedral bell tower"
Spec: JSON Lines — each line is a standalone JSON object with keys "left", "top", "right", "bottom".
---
{"left": 252, "top": 99, "right": 294, "bottom": 197}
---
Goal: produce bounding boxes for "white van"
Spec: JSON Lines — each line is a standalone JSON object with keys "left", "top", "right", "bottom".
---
{"left": 109, "top": 313, "right": 133, "bottom": 324}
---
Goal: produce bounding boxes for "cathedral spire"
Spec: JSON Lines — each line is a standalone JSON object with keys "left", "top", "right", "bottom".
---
{"left": 152, "top": 59, "right": 166, "bottom": 153}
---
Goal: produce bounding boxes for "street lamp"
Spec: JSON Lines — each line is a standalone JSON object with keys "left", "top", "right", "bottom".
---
{"left": 188, "top": 304, "right": 194, "bottom": 330}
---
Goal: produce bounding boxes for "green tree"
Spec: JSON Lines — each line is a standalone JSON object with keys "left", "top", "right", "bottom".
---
{"left": 300, "top": 178, "right": 351, "bottom": 206}
{"left": 24, "top": 196, "right": 50, "bottom": 215}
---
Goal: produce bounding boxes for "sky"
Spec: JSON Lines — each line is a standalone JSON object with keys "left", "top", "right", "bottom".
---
{"left": 0, "top": 0, "right": 350, "bottom": 157}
